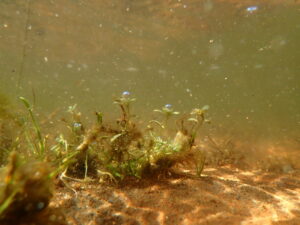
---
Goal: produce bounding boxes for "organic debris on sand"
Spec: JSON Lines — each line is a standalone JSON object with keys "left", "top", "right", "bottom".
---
{"left": 52, "top": 165, "right": 300, "bottom": 225}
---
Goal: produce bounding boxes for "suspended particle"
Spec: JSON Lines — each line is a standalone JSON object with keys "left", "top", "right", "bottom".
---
{"left": 246, "top": 6, "right": 258, "bottom": 13}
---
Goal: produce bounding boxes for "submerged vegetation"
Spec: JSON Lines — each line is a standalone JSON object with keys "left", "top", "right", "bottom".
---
{"left": 0, "top": 91, "right": 210, "bottom": 224}
{"left": 0, "top": 153, "right": 54, "bottom": 223}
{"left": 0, "top": 90, "right": 299, "bottom": 225}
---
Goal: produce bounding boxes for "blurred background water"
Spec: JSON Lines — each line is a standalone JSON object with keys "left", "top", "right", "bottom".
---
{"left": 0, "top": 0, "right": 299, "bottom": 141}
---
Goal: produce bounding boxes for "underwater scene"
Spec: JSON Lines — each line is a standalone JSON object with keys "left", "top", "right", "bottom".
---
{"left": 0, "top": 0, "right": 299, "bottom": 224}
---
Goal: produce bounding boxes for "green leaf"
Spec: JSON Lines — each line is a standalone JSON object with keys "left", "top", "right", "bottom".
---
{"left": 19, "top": 97, "right": 31, "bottom": 109}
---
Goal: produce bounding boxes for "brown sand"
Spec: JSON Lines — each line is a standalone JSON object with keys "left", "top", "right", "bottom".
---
{"left": 50, "top": 165, "right": 300, "bottom": 225}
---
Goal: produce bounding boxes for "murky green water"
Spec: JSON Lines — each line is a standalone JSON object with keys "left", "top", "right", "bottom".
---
{"left": 0, "top": 0, "right": 299, "bottom": 140}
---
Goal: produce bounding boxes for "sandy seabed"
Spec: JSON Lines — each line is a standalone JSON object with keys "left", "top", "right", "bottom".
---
{"left": 50, "top": 165, "right": 300, "bottom": 225}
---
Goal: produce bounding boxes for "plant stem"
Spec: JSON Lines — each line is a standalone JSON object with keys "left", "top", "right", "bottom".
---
{"left": 19, "top": 97, "right": 45, "bottom": 157}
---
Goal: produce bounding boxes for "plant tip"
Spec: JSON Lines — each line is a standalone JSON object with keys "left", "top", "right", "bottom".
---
{"left": 202, "top": 105, "right": 210, "bottom": 111}
{"left": 73, "top": 122, "right": 82, "bottom": 128}
{"left": 122, "top": 91, "right": 130, "bottom": 97}
{"left": 246, "top": 6, "right": 258, "bottom": 12}
{"left": 164, "top": 104, "right": 172, "bottom": 109}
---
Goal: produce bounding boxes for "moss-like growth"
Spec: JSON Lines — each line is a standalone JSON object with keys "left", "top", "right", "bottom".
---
{"left": 64, "top": 92, "right": 210, "bottom": 181}
{"left": 0, "top": 91, "right": 212, "bottom": 224}
{"left": 0, "top": 152, "right": 58, "bottom": 224}
{"left": 1, "top": 92, "right": 210, "bottom": 193}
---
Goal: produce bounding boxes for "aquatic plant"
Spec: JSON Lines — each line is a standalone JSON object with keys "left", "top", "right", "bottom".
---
{"left": 0, "top": 91, "right": 211, "bottom": 223}
{"left": 154, "top": 103, "right": 180, "bottom": 128}
{"left": 144, "top": 105, "right": 209, "bottom": 177}
{"left": 19, "top": 97, "right": 45, "bottom": 159}
{"left": 188, "top": 105, "right": 210, "bottom": 141}
{"left": 0, "top": 152, "right": 54, "bottom": 224}
{"left": 66, "top": 104, "right": 85, "bottom": 139}
{"left": 51, "top": 91, "right": 209, "bottom": 181}
{"left": 2, "top": 92, "right": 210, "bottom": 185}
{"left": 114, "top": 91, "right": 136, "bottom": 124}
{"left": 91, "top": 92, "right": 209, "bottom": 180}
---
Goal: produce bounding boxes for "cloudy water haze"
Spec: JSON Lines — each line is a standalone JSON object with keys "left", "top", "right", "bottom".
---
{"left": 0, "top": 0, "right": 299, "bottom": 142}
